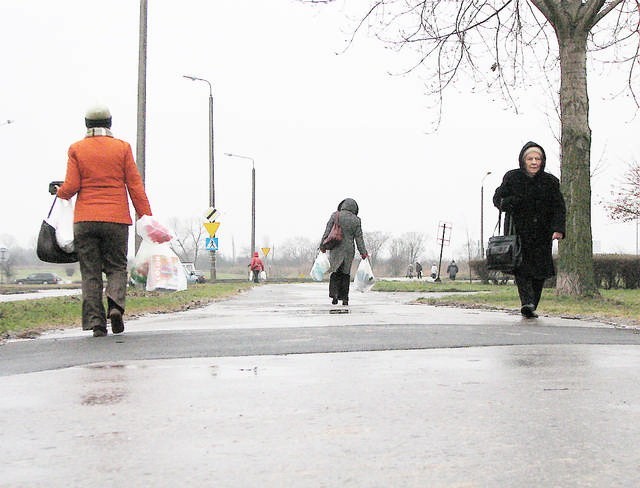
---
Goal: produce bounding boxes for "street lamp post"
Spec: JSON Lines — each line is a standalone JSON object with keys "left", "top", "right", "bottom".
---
{"left": 184, "top": 74, "right": 216, "bottom": 280}
{"left": 224, "top": 153, "right": 255, "bottom": 257}
{"left": 480, "top": 171, "right": 492, "bottom": 258}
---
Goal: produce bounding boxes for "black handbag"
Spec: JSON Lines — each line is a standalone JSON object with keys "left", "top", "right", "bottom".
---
{"left": 36, "top": 196, "right": 79, "bottom": 264}
{"left": 321, "top": 211, "right": 343, "bottom": 250}
{"left": 486, "top": 211, "right": 521, "bottom": 274}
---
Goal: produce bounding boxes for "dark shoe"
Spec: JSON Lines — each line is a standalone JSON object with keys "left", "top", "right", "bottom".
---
{"left": 331, "top": 298, "right": 339, "bottom": 305}
{"left": 520, "top": 304, "right": 538, "bottom": 318}
{"left": 82, "top": 324, "right": 93, "bottom": 331}
{"left": 109, "top": 309, "right": 125, "bottom": 334}
{"left": 92, "top": 325, "right": 108, "bottom": 337}
{"left": 342, "top": 300, "right": 349, "bottom": 306}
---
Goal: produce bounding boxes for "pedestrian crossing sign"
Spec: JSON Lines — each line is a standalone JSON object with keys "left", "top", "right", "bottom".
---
{"left": 205, "top": 237, "right": 219, "bottom": 251}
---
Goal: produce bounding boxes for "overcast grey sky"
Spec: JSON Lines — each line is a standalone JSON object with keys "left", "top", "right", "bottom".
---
{"left": 1, "top": 0, "right": 638, "bottom": 261}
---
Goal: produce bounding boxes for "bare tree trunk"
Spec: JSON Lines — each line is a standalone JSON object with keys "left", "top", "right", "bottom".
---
{"left": 555, "top": 31, "right": 598, "bottom": 296}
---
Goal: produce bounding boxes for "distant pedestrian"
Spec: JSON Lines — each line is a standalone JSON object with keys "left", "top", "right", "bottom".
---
{"left": 447, "top": 260, "right": 459, "bottom": 280}
{"left": 249, "top": 251, "right": 265, "bottom": 283}
{"left": 319, "top": 198, "right": 368, "bottom": 306}
{"left": 493, "top": 141, "right": 566, "bottom": 318}
{"left": 430, "top": 264, "right": 438, "bottom": 280}
{"left": 56, "top": 105, "right": 153, "bottom": 337}
{"left": 406, "top": 263, "right": 414, "bottom": 279}
{"left": 415, "top": 262, "right": 423, "bottom": 279}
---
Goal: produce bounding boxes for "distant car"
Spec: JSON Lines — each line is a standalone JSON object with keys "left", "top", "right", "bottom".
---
{"left": 186, "top": 270, "right": 206, "bottom": 284}
{"left": 181, "top": 262, "right": 206, "bottom": 284}
{"left": 15, "top": 272, "right": 63, "bottom": 285}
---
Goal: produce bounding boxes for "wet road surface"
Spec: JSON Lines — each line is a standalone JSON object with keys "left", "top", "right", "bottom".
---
{"left": 2, "top": 283, "right": 640, "bottom": 487}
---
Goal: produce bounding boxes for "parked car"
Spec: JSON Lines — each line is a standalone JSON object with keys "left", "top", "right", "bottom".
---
{"left": 14, "top": 272, "right": 63, "bottom": 285}
{"left": 181, "top": 262, "right": 207, "bottom": 284}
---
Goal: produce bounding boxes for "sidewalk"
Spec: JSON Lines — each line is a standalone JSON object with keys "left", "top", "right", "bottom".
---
{"left": 2, "top": 283, "right": 639, "bottom": 487}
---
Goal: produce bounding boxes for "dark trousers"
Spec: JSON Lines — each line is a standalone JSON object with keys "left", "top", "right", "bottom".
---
{"left": 74, "top": 222, "right": 129, "bottom": 329}
{"left": 329, "top": 269, "right": 351, "bottom": 301}
{"left": 252, "top": 270, "right": 260, "bottom": 283}
{"left": 514, "top": 273, "right": 546, "bottom": 309}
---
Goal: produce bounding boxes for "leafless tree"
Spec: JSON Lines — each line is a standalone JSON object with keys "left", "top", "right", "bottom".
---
{"left": 604, "top": 162, "right": 640, "bottom": 221}
{"left": 302, "top": 0, "right": 640, "bottom": 296}
{"left": 278, "top": 237, "right": 318, "bottom": 266}
{"left": 168, "top": 217, "right": 206, "bottom": 263}
{"left": 385, "top": 232, "right": 426, "bottom": 275}
{"left": 364, "top": 230, "right": 390, "bottom": 268}
{"left": 402, "top": 231, "right": 426, "bottom": 264}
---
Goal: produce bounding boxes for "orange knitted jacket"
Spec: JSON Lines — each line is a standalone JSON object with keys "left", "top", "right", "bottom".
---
{"left": 57, "top": 135, "right": 152, "bottom": 224}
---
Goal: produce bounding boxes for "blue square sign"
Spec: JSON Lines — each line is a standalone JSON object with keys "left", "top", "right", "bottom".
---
{"left": 205, "top": 237, "right": 219, "bottom": 251}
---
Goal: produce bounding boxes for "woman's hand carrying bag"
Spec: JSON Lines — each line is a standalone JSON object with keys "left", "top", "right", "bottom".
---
{"left": 321, "top": 211, "right": 343, "bottom": 250}
{"left": 486, "top": 211, "right": 521, "bottom": 274}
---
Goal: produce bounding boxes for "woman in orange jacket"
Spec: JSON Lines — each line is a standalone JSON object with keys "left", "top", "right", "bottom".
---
{"left": 57, "top": 105, "right": 152, "bottom": 337}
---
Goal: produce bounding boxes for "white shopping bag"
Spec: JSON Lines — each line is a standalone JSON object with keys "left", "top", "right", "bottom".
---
{"left": 136, "top": 215, "right": 173, "bottom": 243}
{"left": 354, "top": 258, "right": 375, "bottom": 292}
{"left": 132, "top": 239, "right": 186, "bottom": 292}
{"left": 48, "top": 197, "right": 75, "bottom": 253}
{"left": 310, "top": 252, "right": 330, "bottom": 281}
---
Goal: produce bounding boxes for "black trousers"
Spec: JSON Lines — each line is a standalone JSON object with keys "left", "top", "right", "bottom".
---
{"left": 252, "top": 270, "right": 260, "bottom": 283}
{"left": 74, "top": 222, "right": 129, "bottom": 329}
{"left": 514, "top": 272, "right": 546, "bottom": 309}
{"left": 329, "top": 269, "right": 351, "bottom": 301}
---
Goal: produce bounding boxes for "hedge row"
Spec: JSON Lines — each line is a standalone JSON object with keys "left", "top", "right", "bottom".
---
{"left": 470, "top": 254, "right": 640, "bottom": 289}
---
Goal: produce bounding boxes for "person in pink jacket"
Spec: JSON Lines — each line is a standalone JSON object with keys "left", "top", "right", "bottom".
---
{"left": 249, "top": 252, "right": 265, "bottom": 283}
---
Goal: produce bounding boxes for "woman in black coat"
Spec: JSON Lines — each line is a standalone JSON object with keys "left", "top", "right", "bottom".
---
{"left": 493, "top": 141, "right": 566, "bottom": 318}
{"left": 319, "top": 198, "right": 368, "bottom": 306}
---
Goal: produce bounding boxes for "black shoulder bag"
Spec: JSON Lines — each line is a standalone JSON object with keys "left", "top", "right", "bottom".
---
{"left": 36, "top": 196, "right": 79, "bottom": 264}
{"left": 486, "top": 211, "right": 521, "bottom": 274}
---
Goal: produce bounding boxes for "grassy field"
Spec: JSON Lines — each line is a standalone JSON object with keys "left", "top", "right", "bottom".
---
{"left": 0, "top": 282, "right": 253, "bottom": 338}
{"left": 374, "top": 280, "right": 640, "bottom": 327}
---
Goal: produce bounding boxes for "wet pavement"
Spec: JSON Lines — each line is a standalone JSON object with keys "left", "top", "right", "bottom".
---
{"left": 2, "top": 283, "right": 640, "bottom": 487}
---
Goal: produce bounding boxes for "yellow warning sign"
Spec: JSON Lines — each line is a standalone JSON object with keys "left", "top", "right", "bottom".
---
{"left": 203, "top": 222, "right": 220, "bottom": 236}
{"left": 261, "top": 247, "right": 271, "bottom": 257}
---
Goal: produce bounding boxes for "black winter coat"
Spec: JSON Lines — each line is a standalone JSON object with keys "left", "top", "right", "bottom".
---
{"left": 492, "top": 141, "right": 566, "bottom": 279}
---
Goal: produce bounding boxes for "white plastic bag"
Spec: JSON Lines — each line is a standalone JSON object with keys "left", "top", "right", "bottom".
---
{"left": 47, "top": 198, "right": 75, "bottom": 253}
{"left": 131, "top": 215, "right": 185, "bottom": 291}
{"left": 354, "top": 258, "right": 375, "bottom": 292}
{"left": 259, "top": 270, "right": 267, "bottom": 281}
{"left": 310, "top": 252, "right": 330, "bottom": 281}
{"left": 132, "top": 239, "right": 186, "bottom": 292}
{"left": 136, "top": 215, "right": 173, "bottom": 243}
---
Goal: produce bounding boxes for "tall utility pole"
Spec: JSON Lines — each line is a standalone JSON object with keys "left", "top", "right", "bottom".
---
{"left": 480, "top": 171, "right": 492, "bottom": 258}
{"left": 224, "top": 153, "right": 256, "bottom": 257}
{"left": 183, "top": 75, "right": 216, "bottom": 280}
{"left": 135, "top": 0, "right": 148, "bottom": 252}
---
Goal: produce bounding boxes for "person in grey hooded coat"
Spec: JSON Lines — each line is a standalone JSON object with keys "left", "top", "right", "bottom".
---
{"left": 493, "top": 141, "right": 566, "bottom": 318}
{"left": 319, "top": 198, "right": 368, "bottom": 306}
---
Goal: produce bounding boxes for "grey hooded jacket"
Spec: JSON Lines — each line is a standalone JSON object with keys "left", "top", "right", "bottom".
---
{"left": 319, "top": 198, "right": 368, "bottom": 274}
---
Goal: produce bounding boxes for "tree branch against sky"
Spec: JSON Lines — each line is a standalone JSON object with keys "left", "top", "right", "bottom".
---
{"left": 301, "top": 0, "right": 640, "bottom": 296}
{"left": 604, "top": 162, "right": 640, "bottom": 221}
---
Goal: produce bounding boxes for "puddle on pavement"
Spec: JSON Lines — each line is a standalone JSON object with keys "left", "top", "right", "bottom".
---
{"left": 81, "top": 388, "right": 128, "bottom": 406}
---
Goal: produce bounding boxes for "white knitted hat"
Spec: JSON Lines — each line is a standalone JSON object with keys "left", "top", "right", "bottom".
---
{"left": 85, "top": 104, "right": 111, "bottom": 120}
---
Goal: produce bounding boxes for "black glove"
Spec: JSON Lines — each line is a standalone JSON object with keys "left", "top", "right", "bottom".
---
{"left": 500, "top": 196, "right": 521, "bottom": 212}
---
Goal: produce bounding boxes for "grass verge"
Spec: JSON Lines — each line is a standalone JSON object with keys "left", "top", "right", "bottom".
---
{"left": 0, "top": 282, "right": 254, "bottom": 339}
{"left": 373, "top": 280, "right": 640, "bottom": 327}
